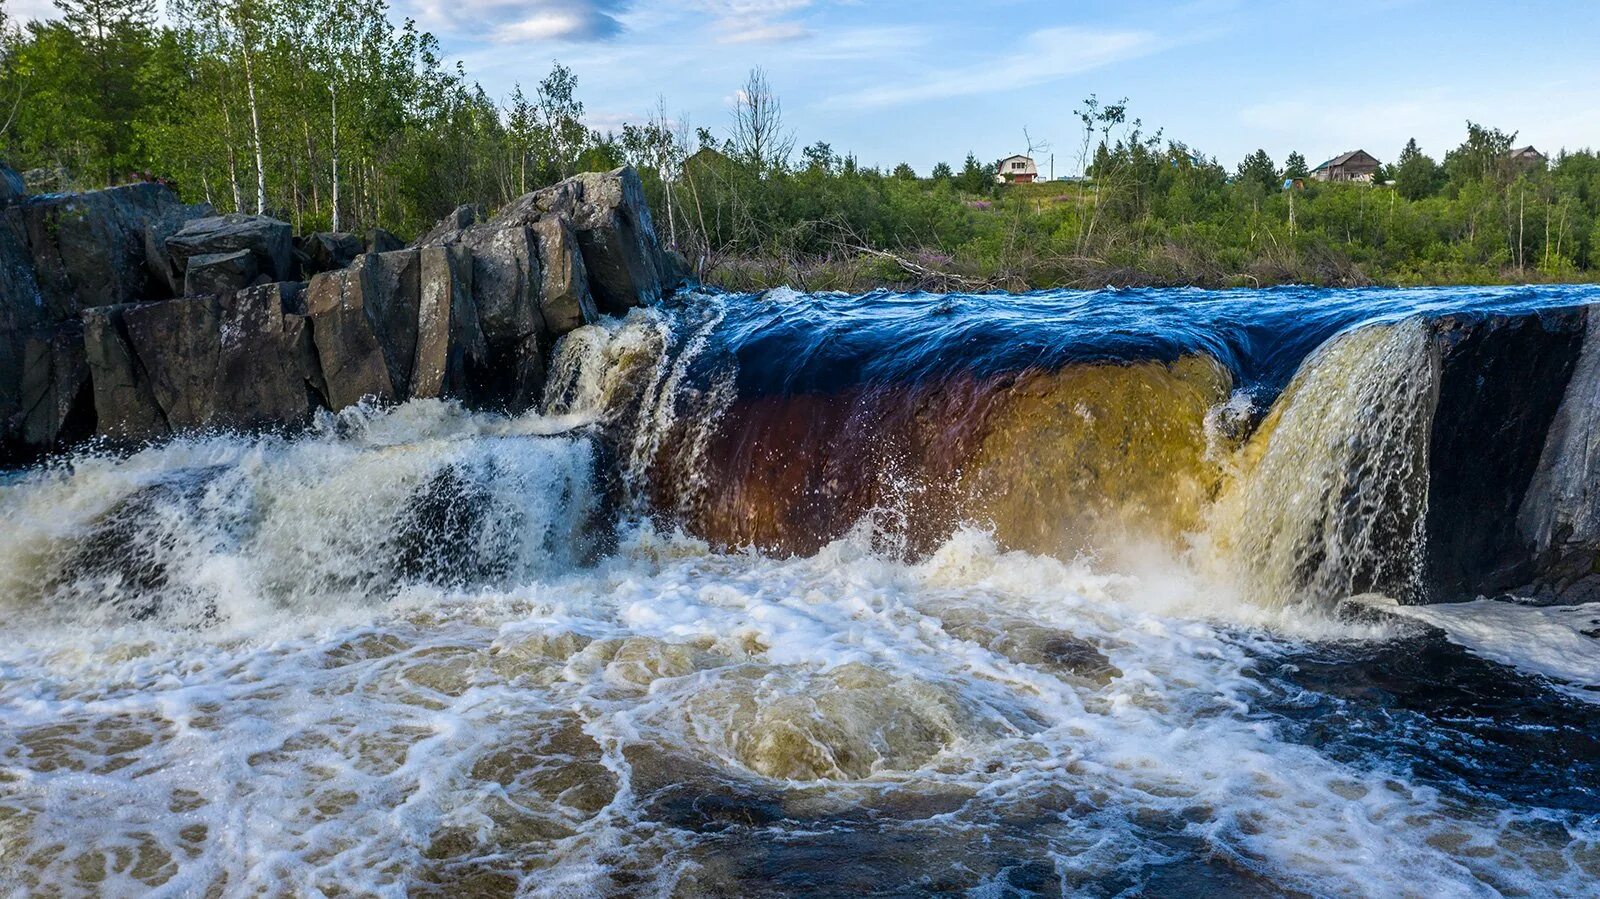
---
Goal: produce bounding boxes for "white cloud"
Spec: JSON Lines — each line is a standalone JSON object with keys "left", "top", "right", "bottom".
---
{"left": 408, "top": 0, "right": 631, "bottom": 43}
{"left": 691, "top": 0, "right": 815, "bottom": 44}
{"left": 837, "top": 26, "right": 1163, "bottom": 109}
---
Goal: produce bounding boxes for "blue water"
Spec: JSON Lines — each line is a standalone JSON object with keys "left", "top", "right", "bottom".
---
{"left": 700, "top": 284, "right": 1600, "bottom": 400}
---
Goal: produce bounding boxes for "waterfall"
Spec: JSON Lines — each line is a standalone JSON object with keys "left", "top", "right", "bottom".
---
{"left": 1204, "top": 320, "right": 1440, "bottom": 606}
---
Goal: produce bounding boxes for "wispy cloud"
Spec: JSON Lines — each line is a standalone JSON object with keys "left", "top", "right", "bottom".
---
{"left": 691, "top": 0, "right": 815, "bottom": 44}
{"left": 837, "top": 26, "right": 1163, "bottom": 109}
{"left": 410, "top": 0, "right": 631, "bottom": 43}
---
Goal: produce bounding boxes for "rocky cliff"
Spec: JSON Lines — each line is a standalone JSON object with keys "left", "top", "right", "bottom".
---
{"left": 0, "top": 165, "right": 687, "bottom": 461}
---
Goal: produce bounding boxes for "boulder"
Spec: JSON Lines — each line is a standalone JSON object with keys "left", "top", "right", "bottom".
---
{"left": 6, "top": 182, "right": 198, "bottom": 318}
{"left": 569, "top": 167, "right": 666, "bottom": 314}
{"left": 305, "top": 250, "right": 422, "bottom": 408}
{"left": 295, "top": 231, "right": 362, "bottom": 277}
{"left": 14, "top": 321, "right": 94, "bottom": 450}
{"left": 84, "top": 284, "right": 322, "bottom": 441}
{"left": 366, "top": 228, "right": 404, "bottom": 254}
{"left": 415, "top": 204, "right": 480, "bottom": 248}
{"left": 532, "top": 215, "right": 595, "bottom": 336}
{"left": 413, "top": 245, "right": 487, "bottom": 399}
{"left": 143, "top": 199, "right": 215, "bottom": 297}
{"left": 83, "top": 305, "right": 166, "bottom": 440}
{"left": 0, "top": 162, "right": 25, "bottom": 206}
{"left": 1517, "top": 310, "right": 1600, "bottom": 600}
{"left": 166, "top": 213, "right": 293, "bottom": 282}
{"left": 1423, "top": 307, "right": 1588, "bottom": 600}
{"left": 183, "top": 249, "right": 258, "bottom": 297}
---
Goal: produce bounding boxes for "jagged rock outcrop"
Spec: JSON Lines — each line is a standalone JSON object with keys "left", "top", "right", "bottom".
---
{"left": 1, "top": 164, "right": 685, "bottom": 461}
{"left": 2, "top": 179, "right": 213, "bottom": 458}
{"left": 1516, "top": 310, "right": 1600, "bottom": 601}
{"left": 166, "top": 214, "right": 293, "bottom": 283}
{"left": 1421, "top": 308, "right": 1588, "bottom": 601}
{"left": 184, "top": 249, "right": 259, "bottom": 297}
{"left": 84, "top": 282, "right": 322, "bottom": 440}
{"left": 8, "top": 183, "right": 203, "bottom": 317}
{"left": 532, "top": 215, "right": 595, "bottom": 335}
{"left": 366, "top": 228, "right": 404, "bottom": 254}
{"left": 296, "top": 232, "right": 363, "bottom": 277}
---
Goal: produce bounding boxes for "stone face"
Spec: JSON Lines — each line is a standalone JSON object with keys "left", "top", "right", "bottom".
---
{"left": 1518, "top": 310, "right": 1600, "bottom": 600}
{"left": 532, "top": 215, "right": 595, "bottom": 336}
{"left": 296, "top": 232, "right": 362, "bottom": 277}
{"left": 143, "top": 199, "right": 215, "bottom": 298}
{"left": 305, "top": 250, "right": 423, "bottom": 408}
{"left": 166, "top": 213, "right": 293, "bottom": 282}
{"left": 366, "top": 228, "right": 404, "bottom": 254}
{"left": 1423, "top": 307, "right": 1588, "bottom": 600}
{"left": 413, "top": 244, "right": 487, "bottom": 399}
{"left": 84, "top": 285, "right": 322, "bottom": 441}
{"left": 416, "top": 204, "right": 480, "bottom": 248}
{"left": 456, "top": 224, "right": 542, "bottom": 347}
{"left": 184, "top": 249, "right": 259, "bottom": 297}
{"left": 7, "top": 182, "right": 195, "bottom": 317}
{"left": 570, "top": 167, "right": 665, "bottom": 315}
{"left": 16, "top": 321, "right": 93, "bottom": 449}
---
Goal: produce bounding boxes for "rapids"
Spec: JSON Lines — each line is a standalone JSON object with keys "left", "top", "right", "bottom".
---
{"left": 2, "top": 285, "right": 1599, "bottom": 897}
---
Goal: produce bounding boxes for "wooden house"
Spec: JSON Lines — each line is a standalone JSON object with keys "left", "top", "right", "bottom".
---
{"left": 1310, "top": 150, "right": 1381, "bottom": 183}
{"left": 995, "top": 155, "right": 1038, "bottom": 184}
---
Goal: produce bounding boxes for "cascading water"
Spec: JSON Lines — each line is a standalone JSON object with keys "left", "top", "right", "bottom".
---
{"left": 2, "top": 286, "right": 1599, "bottom": 897}
{"left": 1204, "top": 319, "right": 1440, "bottom": 606}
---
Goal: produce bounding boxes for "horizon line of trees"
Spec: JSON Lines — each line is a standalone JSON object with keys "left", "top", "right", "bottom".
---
{"left": 2, "top": 0, "right": 1598, "bottom": 288}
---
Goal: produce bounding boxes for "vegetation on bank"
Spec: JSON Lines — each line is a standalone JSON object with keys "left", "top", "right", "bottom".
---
{"left": 2, "top": 0, "right": 1598, "bottom": 290}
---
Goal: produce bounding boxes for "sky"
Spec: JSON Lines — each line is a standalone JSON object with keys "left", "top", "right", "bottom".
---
{"left": 14, "top": 0, "right": 1600, "bottom": 174}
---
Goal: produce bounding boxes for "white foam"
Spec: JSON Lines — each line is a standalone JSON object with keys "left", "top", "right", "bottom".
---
{"left": 1365, "top": 595, "right": 1600, "bottom": 700}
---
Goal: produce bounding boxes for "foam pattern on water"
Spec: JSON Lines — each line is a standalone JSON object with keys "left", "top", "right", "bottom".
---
{"left": 2, "top": 430, "right": 1595, "bottom": 897}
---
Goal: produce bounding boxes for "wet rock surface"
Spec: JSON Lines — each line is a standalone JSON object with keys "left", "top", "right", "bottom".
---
{"left": 0, "top": 165, "right": 676, "bottom": 459}
{"left": 1423, "top": 307, "right": 1588, "bottom": 600}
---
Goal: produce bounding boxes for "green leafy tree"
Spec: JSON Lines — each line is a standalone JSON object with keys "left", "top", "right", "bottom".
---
{"left": 1393, "top": 138, "right": 1438, "bottom": 201}
{"left": 892, "top": 162, "right": 915, "bottom": 180}
{"left": 1283, "top": 151, "right": 1309, "bottom": 180}
{"left": 955, "top": 152, "right": 989, "bottom": 192}
{"left": 1235, "top": 148, "right": 1277, "bottom": 192}
{"left": 930, "top": 161, "right": 952, "bottom": 181}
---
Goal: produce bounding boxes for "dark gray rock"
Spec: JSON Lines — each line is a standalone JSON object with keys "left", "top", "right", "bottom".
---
{"left": 415, "top": 204, "right": 480, "bottom": 248}
{"left": 183, "top": 249, "right": 258, "bottom": 297}
{"left": 15, "top": 321, "right": 94, "bottom": 450}
{"left": 1423, "top": 307, "right": 1589, "bottom": 601}
{"left": 7, "top": 182, "right": 195, "bottom": 318}
{"left": 166, "top": 213, "right": 293, "bottom": 282}
{"left": 84, "top": 284, "right": 322, "bottom": 441}
{"left": 366, "top": 228, "right": 404, "bottom": 254}
{"left": 1518, "top": 310, "right": 1600, "bottom": 601}
{"left": 304, "top": 250, "right": 421, "bottom": 409}
{"left": 83, "top": 304, "right": 167, "bottom": 440}
{"left": 532, "top": 215, "right": 595, "bottom": 336}
{"left": 143, "top": 199, "right": 215, "bottom": 298}
{"left": 569, "top": 166, "right": 665, "bottom": 315}
{"left": 456, "top": 224, "right": 542, "bottom": 348}
{"left": 296, "top": 231, "right": 362, "bottom": 277}
{"left": 413, "top": 245, "right": 487, "bottom": 399}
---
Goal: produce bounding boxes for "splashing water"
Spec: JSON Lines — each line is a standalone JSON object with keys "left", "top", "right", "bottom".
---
{"left": 3, "top": 287, "right": 1600, "bottom": 897}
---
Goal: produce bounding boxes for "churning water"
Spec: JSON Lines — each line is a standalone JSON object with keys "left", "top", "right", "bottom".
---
{"left": 2, "top": 287, "right": 1599, "bottom": 897}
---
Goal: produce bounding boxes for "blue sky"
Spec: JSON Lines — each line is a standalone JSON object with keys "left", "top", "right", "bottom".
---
{"left": 18, "top": 0, "right": 1600, "bottom": 173}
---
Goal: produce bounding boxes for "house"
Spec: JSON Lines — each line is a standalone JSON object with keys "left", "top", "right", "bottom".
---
{"left": 1310, "top": 150, "right": 1381, "bottom": 183}
{"left": 1510, "top": 145, "right": 1547, "bottom": 169}
{"left": 996, "top": 154, "right": 1038, "bottom": 184}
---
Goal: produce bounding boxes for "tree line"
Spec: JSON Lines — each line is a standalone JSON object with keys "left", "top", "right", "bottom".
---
{"left": 2, "top": 0, "right": 1597, "bottom": 289}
